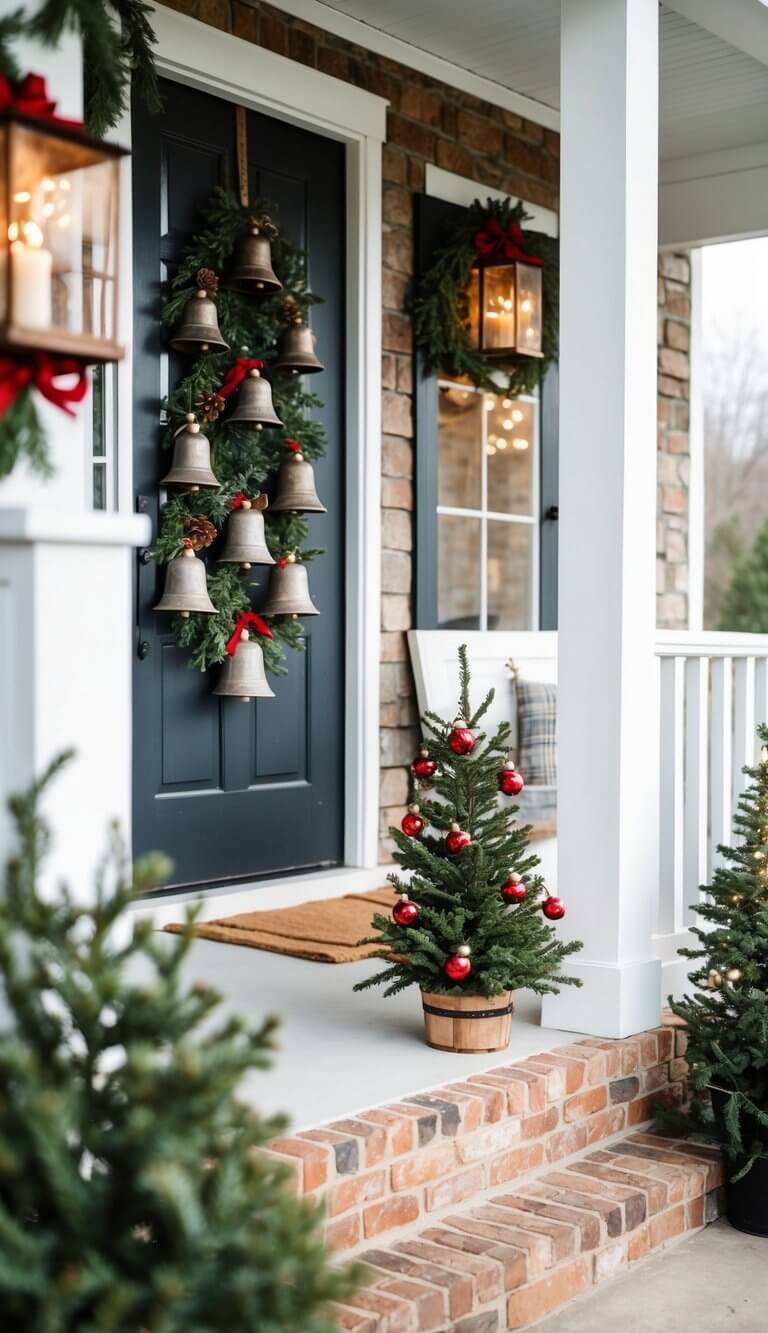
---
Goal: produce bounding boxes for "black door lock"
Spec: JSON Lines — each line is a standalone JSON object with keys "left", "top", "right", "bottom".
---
{"left": 137, "top": 640, "right": 151, "bottom": 660}
{"left": 545, "top": 505, "right": 559, "bottom": 521}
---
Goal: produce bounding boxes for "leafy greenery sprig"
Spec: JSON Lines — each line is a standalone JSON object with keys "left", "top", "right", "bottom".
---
{"left": 413, "top": 196, "right": 558, "bottom": 398}
{"left": 157, "top": 188, "right": 327, "bottom": 675}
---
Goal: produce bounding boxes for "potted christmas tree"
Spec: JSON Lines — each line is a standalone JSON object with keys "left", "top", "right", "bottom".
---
{"left": 356, "top": 647, "right": 581, "bottom": 1052}
{"left": 670, "top": 725, "right": 768, "bottom": 1236}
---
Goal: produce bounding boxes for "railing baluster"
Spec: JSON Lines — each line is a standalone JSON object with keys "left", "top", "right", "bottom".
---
{"left": 683, "top": 655, "right": 708, "bottom": 919}
{"left": 754, "top": 658, "right": 768, "bottom": 755}
{"left": 710, "top": 657, "right": 733, "bottom": 875}
{"left": 659, "top": 655, "right": 684, "bottom": 936}
{"left": 733, "top": 656, "right": 756, "bottom": 816}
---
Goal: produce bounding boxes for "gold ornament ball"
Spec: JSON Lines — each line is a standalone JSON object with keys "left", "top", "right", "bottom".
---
{"left": 725, "top": 968, "right": 742, "bottom": 982}
{"left": 708, "top": 969, "right": 722, "bottom": 988}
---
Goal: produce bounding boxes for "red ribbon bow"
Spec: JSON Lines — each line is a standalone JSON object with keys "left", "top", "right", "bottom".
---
{"left": 0, "top": 73, "right": 84, "bottom": 129}
{"left": 231, "top": 491, "right": 248, "bottom": 509}
{"left": 0, "top": 353, "right": 89, "bottom": 418}
{"left": 473, "top": 216, "right": 543, "bottom": 266}
{"left": 218, "top": 358, "right": 264, "bottom": 400}
{"left": 225, "top": 611, "right": 274, "bottom": 656}
{"left": 285, "top": 438, "right": 302, "bottom": 453}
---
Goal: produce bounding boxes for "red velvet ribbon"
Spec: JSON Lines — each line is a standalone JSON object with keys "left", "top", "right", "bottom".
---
{"left": 473, "top": 217, "right": 543, "bottom": 266}
{"left": 0, "top": 353, "right": 88, "bottom": 418}
{"left": 218, "top": 358, "right": 264, "bottom": 400}
{"left": 231, "top": 491, "right": 247, "bottom": 509}
{"left": 225, "top": 610, "right": 274, "bottom": 656}
{"left": 0, "top": 73, "right": 84, "bottom": 129}
{"left": 285, "top": 438, "right": 302, "bottom": 453}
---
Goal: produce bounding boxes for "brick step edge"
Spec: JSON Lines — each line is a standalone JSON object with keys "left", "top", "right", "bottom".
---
{"left": 329, "top": 1129, "right": 724, "bottom": 1332}
{"left": 265, "top": 1024, "right": 689, "bottom": 1255}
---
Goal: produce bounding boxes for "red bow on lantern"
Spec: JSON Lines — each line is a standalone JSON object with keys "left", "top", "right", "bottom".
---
{"left": 0, "top": 73, "right": 84, "bottom": 130}
{"left": 225, "top": 610, "right": 274, "bottom": 656}
{"left": 285, "top": 438, "right": 302, "bottom": 453}
{"left": 218, "top": 358, "right": 264, "bottom": 399}
{"left": 0, "top": 353, "right": 89, "bottom": 418}
{"left": 473, "top": 216, "right": 543, "bottom": 266}
{"left": 231, "top": 491, "right": 248, "bottom": 509}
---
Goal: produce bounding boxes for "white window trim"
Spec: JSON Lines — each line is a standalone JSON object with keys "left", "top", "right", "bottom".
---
{"left": 113, "top": 3, "right": 386, "bottom": 874}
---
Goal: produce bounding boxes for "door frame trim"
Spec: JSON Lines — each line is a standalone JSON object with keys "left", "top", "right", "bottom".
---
{"left": 118, "top": 5, "right": 386, "bottom": 871}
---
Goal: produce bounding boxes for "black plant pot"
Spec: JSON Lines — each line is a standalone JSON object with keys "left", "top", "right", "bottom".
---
{"left": 711, "top": 1088, "right": 768, "bottom": 1237}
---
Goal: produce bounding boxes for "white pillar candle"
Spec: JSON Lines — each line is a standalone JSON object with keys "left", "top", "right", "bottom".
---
{"left": 10, "top": 222, "right": 52, "bottom": 329}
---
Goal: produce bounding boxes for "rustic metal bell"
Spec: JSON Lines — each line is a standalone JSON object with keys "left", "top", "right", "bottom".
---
{"left": 217, "top": 499, "right": 275, "bottom": 570}
{"left": 274, "top": 320, "right": 324, "bottom": 375}
{"left": 169, "top": 288, "right": 229, "bottom": 355}
{"left": 154, "top": 547, "right": 217, "bottom": 618}
{"left": 227, "top": 224, "right": 282, "bottom": 295}
{"left": 270, "top": 452, "right": 326, "bottom": 513}
{"left": 159, "top": 415, "right": 220, "bottom": 492}
{"left": 226, "top": 368, "right": 283, "bottom": 429}
{"left": 214, "top": 633, "right": 275, "bottom": 702}
{"left": 261, "top": 555, "right": 319, "bottom": 617}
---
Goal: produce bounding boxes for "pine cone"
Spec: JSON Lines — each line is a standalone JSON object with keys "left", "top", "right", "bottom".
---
{"left": 282, "top": 294, "right": 303, "bottom": 326}
{"left": 196, "top": 267, "right": 219, "bottom": 296}
{"left": 250, "top": 213, "right": 279, "bottom": 240}
{"left": 184, "top": 515, "right": 217, "bottom": 550}
{"left": 196, "top": 390, "right": 226, "bottom": 423}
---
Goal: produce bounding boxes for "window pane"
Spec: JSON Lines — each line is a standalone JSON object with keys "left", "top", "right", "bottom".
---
{"left": 438, "top": 384, "right": 482, "bottom": 509}
{"left": 487, "top": 397, "right": 534, "bottom": 514}
{"left": 487, "top": 521, "right": 533, "bottom": 629}
{"left": 92, "top": 462, "right": 106, "bottom": 510}
{"left": 438, "top": 514, "right": 481, "bottom": 629}
{"left": 92, "top": 363, "right": 105, "bottom": 456}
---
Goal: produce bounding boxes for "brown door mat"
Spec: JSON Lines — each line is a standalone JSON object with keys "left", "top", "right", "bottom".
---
{"left": 163, "top": 886, "right": 395, "bottom": 962}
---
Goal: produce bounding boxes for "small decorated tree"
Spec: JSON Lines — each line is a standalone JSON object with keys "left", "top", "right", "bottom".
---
{"left": 355, "top": 647, "right": 581, "bottom": 1051}
{"left": 670, "top": 726, "right": 768, "bottom": 1231}
{"left": 0, "top": 754, "right": 359, "bottom": 1329}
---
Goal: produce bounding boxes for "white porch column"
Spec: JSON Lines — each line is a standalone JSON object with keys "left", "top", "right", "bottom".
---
{"left": 541, "top": 0, "right": 661, "bottom": 1038}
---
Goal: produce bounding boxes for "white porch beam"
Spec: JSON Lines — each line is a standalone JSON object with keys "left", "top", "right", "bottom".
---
{"left": 541, "top": 0, "right": 662, "bottom": 1038}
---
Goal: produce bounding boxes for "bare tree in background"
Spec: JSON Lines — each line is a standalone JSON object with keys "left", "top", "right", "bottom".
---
{"left": 704, "top": 314, "right": 768, "bottom": 627}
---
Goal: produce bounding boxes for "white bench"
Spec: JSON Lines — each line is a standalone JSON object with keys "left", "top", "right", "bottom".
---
{"left": 407, "top": 630, "right": 558, "bottom": 886}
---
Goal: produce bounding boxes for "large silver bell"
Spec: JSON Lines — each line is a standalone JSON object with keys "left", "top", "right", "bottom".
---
{"left": 261, "top": 555, "right": 319, "bottom": 617}
{"left": 274, "top": 321, "right": 324, "bottom": 375}
{"left": 227, "top": 224, "right": 282, "bottom": 295}
{"left": 159, "top": 414, "right": 220, "bottom": 492}
{"left": 214, "top": 633, "right": 275, "bottom": 702}
{"left": 154, "top": 547, "right": 217, "bottom": 618}
{"left": 226, "top": 368, "right": 283, "bottom": 430}
{"left": 270, "top": 452, "right": 326, "bottom": 513}
{"left": 217, "top": 499, "right": 275, "bottom": 570}
{"left": 169, "top": 288, "right": 229, "bottom": 355}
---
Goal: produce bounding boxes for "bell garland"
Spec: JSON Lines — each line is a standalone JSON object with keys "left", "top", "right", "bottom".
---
{"left": 154, "top": 187, "right": 326, "bottom": 677}
{"left": 412, "top": 196, "right": 559, "bottom": 399}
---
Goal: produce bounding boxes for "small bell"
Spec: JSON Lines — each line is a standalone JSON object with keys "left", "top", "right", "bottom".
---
{"left": 270, "top": 450, "right": 326, "bottom": 513}
{"left": 227, "top": 216, "right": 282, "bottom": 296}
{"left": 274, "top": 321, "right": 324, "bottom": 375}
{"left": 214, "top": 631, "right": 275, "bottom": 703}
{"left": 154, "top": 545, "right": 217, "bottom": 618}
{"left": 225, "top": 368, "right": 283, "bottom": 430}
{"left": 169, "top": 270, "right": 229, "bottom": 355}
{"left": 159, "top": 414, "right": 220, "bottom": 492}
{"left": 261, "top": 553, "right": 319, "bottom": 618}
{"left": 218, "top": 498, "right": 275, "bottom": 570}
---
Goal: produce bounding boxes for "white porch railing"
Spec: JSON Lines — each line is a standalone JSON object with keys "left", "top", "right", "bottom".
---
{"left": 655, "top": 630, "right": 768, "bottom": 995}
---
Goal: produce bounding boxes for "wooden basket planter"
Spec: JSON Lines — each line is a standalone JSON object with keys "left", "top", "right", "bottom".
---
{"left": 421, "top": 990, "right": 514, "bottom": 1053}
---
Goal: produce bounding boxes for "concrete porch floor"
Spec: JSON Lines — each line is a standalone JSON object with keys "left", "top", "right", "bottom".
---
{"left": 540, "top": 1219, "right": 765, "bottom": 1332}
{"left": 168, "top": 937, "right": 580, "bottom": 1131}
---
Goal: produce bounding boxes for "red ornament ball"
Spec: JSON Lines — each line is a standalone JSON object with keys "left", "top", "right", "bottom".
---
{"left": 444, "top": 950, "right": 472, "bottom": 982}
{"left": 498, "top": 762, "right": 525, "bottom": 796}
{"left": 501, "top": 875, "right": 527, "bottom": 904}
{"left": 392, "top": 895, "right": 420, "bottom": 926}
{"left": 401, "top": 806, "right": 425, "bottom": 836}
{"left": 446, "top": 823, "right": 471, "bottom": 854}
{"left": 412, "top": 750, "right": 438, "bottom": 779}
{"left": 542, "top": 896, "right": 566, "bottom": 920}
{"left": 449, "top": 724, "right": 476, "bottom": 756}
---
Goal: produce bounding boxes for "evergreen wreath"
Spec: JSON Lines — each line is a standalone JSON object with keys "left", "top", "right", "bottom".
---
{"left": 413, "top": 196, "right": 558, "bottom": 398}
{"left": 156, "top": 187, "right": 327, "bottom": 677}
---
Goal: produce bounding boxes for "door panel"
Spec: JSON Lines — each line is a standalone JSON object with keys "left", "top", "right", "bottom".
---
{"left": 132, "top": 79, "right": 345, "bottom": 888}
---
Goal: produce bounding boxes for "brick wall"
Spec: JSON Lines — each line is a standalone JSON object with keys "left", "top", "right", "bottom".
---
{"left": 158, "top": 1, "right": 690, "bottom": 860}
{"left": 657, "top": 253, "right": 692, "bottom": 629}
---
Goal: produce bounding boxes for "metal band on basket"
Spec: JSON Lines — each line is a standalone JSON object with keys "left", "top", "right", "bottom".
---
{"left": 421, "top": 999, "right": 515, "bottom": 1020}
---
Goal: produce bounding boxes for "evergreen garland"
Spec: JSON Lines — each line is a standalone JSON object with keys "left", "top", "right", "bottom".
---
{"left": 0, "top": 753, "right": 362, "bottom": 1329}
{"left": 413, "top": 197, "right": 558, "bottom": 398}
{"left": 355, "top": 646, "right": 582, "bottom": 999}
{"left": 668, "top": 727, "right": 768, "bottom": 1178}
{"left": 156, "top": 188, "right": 327, "bottom": 676}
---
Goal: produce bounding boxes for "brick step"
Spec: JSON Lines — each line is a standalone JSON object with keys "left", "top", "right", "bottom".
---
{"left": 330, "top": 1129, "right": 724, "bottom": 1331}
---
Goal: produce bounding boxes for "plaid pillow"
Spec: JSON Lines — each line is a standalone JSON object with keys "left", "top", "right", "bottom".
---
{"left": 516, "top": 678, "right": 557, "bottom": 786}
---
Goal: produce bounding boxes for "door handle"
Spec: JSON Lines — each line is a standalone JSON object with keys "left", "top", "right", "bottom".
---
{"left": 137, "top": 639, "right": 151, "bottom": 661}
{"left": 138, "top": 547, "right": 154, "bottom": 565}
{"left": 545, "top": 505, "right": 559, "bottom": 521}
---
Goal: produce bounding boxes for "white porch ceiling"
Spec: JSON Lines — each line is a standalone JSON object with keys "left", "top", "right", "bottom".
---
{"left": 313, "top": 0, "right": 768, "bottom": 162}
